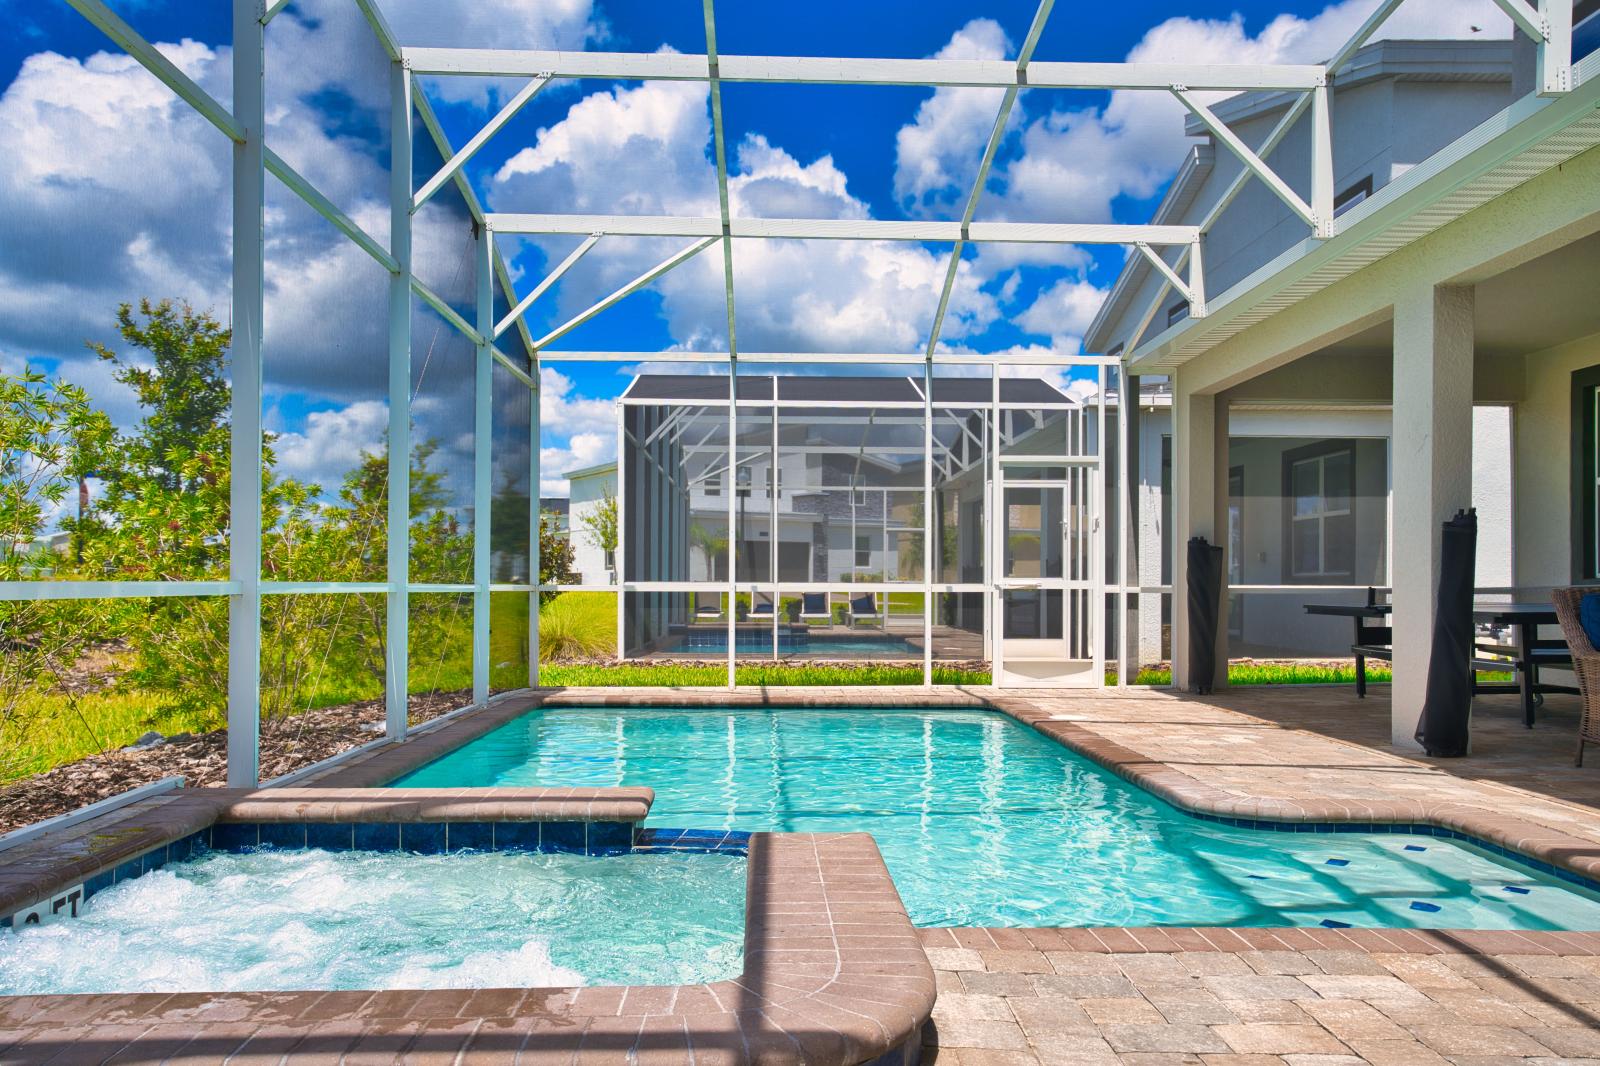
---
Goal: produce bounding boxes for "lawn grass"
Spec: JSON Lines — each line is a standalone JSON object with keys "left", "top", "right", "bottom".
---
{"left": 538, "top": 662, "right": 990, "bottom": 687}
{"left": 1, "top": 688, "right": 215, "bottom": 784}
{"left": 1125, "top": 663, "right": 1512, "bottom": 686}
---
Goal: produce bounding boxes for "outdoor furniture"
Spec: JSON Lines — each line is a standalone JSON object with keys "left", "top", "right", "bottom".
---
{"left": 1304, "top": 594, "right": 1576, "bottom": 726}
{"left": 694, "top": 593, "right": 723, "bottom": 620}
{"left": 1476, "top": 603, "right": 1576, "bottom": 728}
{"left": 800, "top": 592, "right": 832, "bottom": 626}
{"left": 1552, "top": 587, "right": 1600, "bottom": 766}
{"left": 749, "top": 599, "right": 775, "bottom": 620}
{"left": 1303, "top": 593, "right": 1392, "bottom": 698}
{"left": 848, "top": 593, "right": 880, "bottom": 627}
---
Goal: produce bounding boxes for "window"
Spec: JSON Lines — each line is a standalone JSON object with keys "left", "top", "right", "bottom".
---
{"left": 1577, "top": 0, "right": 1600, "bottom": 63}
{"left": 855, "top": 534, "right": 871, "bottom": 569}
{"left": 852, "top": 484, "right": 867, "bottom": 506}
{"left": 1575, "top": 366, "right": 1600, "bottom": 580}
{"left": 604, "top": 548, "right": 615, "bottom": 572}
{"left": 1282, "top": 443, "right": 1355, "bottom": 580}
{"left": 704, "top": 474, "right": 721, "bottom": 498}
{"left": 1333, "top": 175, "right": 1373, "bottom": 217}
{"left": 1166, "top": 300, "right": 1189, "bottom": 328}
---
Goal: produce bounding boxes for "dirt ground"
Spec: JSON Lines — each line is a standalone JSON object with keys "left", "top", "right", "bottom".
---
{"left": 0, "top": 691, "right": 466, "bottom": 836}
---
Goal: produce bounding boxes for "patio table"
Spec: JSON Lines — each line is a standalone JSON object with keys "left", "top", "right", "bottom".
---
{"left": 1302, "top": 599, "right": 1575, "bottom": 727}
{"left": 1471, "top": 603, "right": 1575, "bottom": 728}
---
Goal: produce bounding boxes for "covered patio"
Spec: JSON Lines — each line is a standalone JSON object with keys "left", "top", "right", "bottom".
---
{"left": 1141, "top": 45, "right": 1600, "bottom": 752}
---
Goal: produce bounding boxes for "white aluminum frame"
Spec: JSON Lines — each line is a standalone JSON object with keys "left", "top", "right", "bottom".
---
{"left": 13, "top": 0, "right": 1560, "bottom": 785}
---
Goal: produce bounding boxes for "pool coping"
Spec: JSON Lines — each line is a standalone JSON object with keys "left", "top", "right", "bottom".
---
{"left": 0, "top": 831, "right": 933, "bottom": 1065}
{"left": 300, "top": 687, "right": 1600, "bottom": 892}
{"left": 0, "top": 786, "right": 655, "bottom": 924}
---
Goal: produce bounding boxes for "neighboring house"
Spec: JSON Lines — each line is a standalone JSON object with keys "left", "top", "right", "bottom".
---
{"left": 1089, "top": 38, "right": 1533, "bottom": 665}
{"left": 561, "top": 469, "right": 615, "bottom": 585}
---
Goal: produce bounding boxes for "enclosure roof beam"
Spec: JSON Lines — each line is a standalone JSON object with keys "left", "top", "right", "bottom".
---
{"left": 494, "top": 233, "right": 601, "bottom": 339}
{"left": 402, "top": 47, "right": 1325, "bottom": 91}
{"left": 926, "top": 0, "right": 1054, "bottom": 358}
{"left": 487, "top": 213, "right": 1199, "bottom": 245}
{"left": 411, "top": 276, "right": 478, "bottom": 343}
{"left": 265, "top": 147, "right": 397, "bottom": 272}
{"left": 1134, "top": 242, "right": 1194, "bottom": 305}
{"left": 413, "top": 74, "right": 552, "bottom": 213}
{"left": 1490, "top": 0, "right": 1546, "bottom": 42}
{"left": 539, "top": 349, "right": 1120, "bottom": 365}
{"left": 703, "top": 0, "right": 739, "bottom": 361}
{"left": 262, "top": 0, "right": 292, "bottom": 24}
{"left": 354, "top": 0, "right": 401, "bottom": 61}
{"left": 410, "top": 80, "right": 540, "bottom": 364}
{"left": 532, "top": 237, "right": 719, "bottom": 351}
{"left": 1176, "top": 88, "right": 1317, "bottom": 231}
{"left": 64, "top": 0, "right": 243, "bottom": 142}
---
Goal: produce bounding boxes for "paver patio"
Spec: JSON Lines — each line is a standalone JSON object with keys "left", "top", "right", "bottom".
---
{"left": 918, "top": 925, "right": 1600, "bottom": 1066}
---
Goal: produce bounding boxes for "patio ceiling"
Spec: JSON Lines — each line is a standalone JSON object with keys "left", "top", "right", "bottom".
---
{"left": 1269, "top": 226, "right": 1600, "bottom": 365}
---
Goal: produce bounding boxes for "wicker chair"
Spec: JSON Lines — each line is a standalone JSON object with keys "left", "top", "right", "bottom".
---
{"left": 1552, "top": 587, "right": 1600, "bottom": 767}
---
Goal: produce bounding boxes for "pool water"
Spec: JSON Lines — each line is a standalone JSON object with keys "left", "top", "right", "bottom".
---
{"left": 394, "top": 706, "right": 1600, "bottom": 930}
{"left": 668, "top": 630, "right": 919, "bottom": 658}
{"left": 0, "top": 847, "right": 745, "bottom": 994}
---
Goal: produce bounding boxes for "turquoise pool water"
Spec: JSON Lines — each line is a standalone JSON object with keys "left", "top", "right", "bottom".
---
{"left": 394, "top": 706, "right": 1600, "bottom": 930}
{"left": 0, "top": 848, "right": 745, "bottom": 993}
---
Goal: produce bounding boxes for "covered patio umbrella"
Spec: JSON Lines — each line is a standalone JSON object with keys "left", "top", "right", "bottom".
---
{"left": 1186, "top": 536, "right": 1224, "bottom": 695}
{"left": 1415, "top": 508, "right": 1477, "bottom": 757}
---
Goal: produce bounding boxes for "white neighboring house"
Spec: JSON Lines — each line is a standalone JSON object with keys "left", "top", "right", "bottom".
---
{"left": 565, "top": 461, "right": 618, "bottom": 586}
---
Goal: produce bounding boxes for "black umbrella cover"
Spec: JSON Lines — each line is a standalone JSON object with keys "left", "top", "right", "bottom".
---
{"left": 1186, "top": 536, "right": 1224, "bottom": 695}
{"left": 1415, "top": 508, "right": 1477, "bottom": 757}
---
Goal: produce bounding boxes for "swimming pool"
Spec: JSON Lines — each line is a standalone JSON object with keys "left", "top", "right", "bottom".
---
{"left": 663, "top": 627, "right": 919, "bottom": 658}
{"left": 0, "top": 847, "right": 745, "bottom": 994}
{"left": 394, "top": 706, "right": 1600, "bottom": 930}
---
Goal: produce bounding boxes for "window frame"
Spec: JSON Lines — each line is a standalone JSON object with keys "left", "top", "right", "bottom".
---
{"left": 1333, "top": 175, "right": 1374, "bottom": 218}
{"left": 1281, "top": 440, "right": 1357, "bottom": 583}
{"left": 1573, "top": 365, "right": 1600, "bottom": 582}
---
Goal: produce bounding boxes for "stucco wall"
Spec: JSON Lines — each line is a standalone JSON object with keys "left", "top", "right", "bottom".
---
{"left": 1514, "top": 330, "right": 1600, "bottom": 588}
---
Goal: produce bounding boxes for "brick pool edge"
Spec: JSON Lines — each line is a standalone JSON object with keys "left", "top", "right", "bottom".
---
{"left": 0, "top": 830, "right": 934, "bottom": 1065}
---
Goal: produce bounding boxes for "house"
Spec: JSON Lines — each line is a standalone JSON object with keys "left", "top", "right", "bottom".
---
{"left": 1086, "top": 38, "right": 1561, "bottom": 670}
{"left": 556, "top": 471, "right": 614, "bottom": 585}
{"left": 1091, "top": 15, "right": 1600, "bottom": 744}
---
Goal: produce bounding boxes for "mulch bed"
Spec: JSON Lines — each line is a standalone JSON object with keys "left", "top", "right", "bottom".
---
{"left": 0, "top": 691, "right": 467, "bottom": 837}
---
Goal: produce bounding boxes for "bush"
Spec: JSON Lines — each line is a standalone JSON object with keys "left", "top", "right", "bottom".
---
{"left": 538, "top": 592, "right": 615, "bottom": 661}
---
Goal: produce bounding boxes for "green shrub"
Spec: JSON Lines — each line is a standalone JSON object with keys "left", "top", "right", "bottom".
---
{"left": 538, "top": 592, "right": 616, "bottom": 661}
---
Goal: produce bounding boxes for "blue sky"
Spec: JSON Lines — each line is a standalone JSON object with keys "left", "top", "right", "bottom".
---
{"left": 0, "top": 0, "right": 1511, "bottom": 505}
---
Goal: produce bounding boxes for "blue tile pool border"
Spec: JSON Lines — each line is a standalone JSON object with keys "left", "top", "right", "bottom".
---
{"left": 1, "top": 819, "right": 644, "bottom": 928}
{"left": 633, "top": 828, "right": 752, "bottom": 855}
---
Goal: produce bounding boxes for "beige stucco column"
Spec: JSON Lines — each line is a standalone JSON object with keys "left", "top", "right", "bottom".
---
{"left": 1172, "top": 372, "right": 1230, "bottom": 690}
{"left": 1391, "top": 283, "right": 1476, "bottom": 749}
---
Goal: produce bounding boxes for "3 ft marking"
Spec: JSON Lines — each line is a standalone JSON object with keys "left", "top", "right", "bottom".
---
{"left": 9, "top": 884, "right": 85, "bottom": 927}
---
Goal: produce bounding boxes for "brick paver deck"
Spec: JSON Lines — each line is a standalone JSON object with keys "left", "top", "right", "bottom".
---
{"left": 918, "top": 926, "right": 1600, "bottom": 1065}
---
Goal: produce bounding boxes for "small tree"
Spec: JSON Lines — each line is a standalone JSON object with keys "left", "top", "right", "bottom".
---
{"left": 0, "top": 368, "right": 114, "bottom": 777}
{"left": 539, "top": 510, "right": 574, "bottom": 602}
{"left": 578, "top": 487, "right": 619, "bottom": 576}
